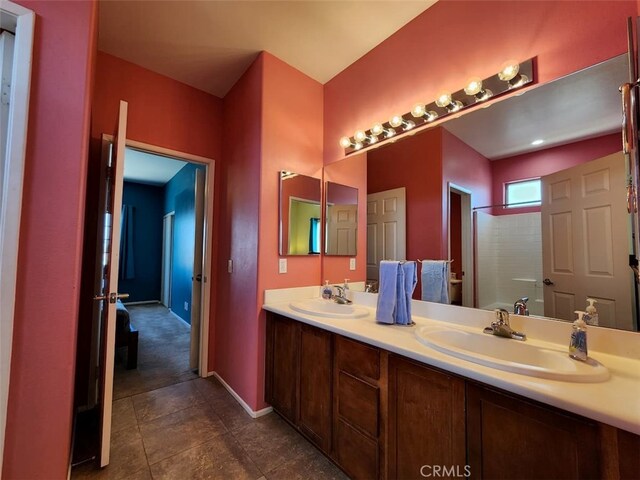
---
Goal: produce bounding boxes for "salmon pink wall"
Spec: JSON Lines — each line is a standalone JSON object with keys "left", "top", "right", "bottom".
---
{"left": 441, "top": 128, "right": 492, "bottom": 250}
{"left": 215, "top": 55, "right": 264, "bottom": 409}
{"left": 368, "top": 128, "right": 444, "bottom": 262}
{"left": 323, "top": 153, "right": 367, "bottom": 284}
{"left": 490, "top": 133, "right": 622, "bottom": 215}
{"left": 3, "top": 1, "right": 97, "bottom": 478}
{"left": 255, "top": 53, "right": 324, "bottom": 409}
{"left": 89, "top": 52, "right": 223, "bottom": 372}
{"left": 324, "top": 0, "right": 635, "bottom": 166}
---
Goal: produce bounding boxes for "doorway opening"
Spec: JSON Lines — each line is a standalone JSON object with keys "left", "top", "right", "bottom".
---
{"left": 448, "top": 184, "right": 473, "bottom": 308}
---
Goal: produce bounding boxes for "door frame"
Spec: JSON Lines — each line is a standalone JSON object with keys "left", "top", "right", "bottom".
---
{"left": 0, "top": 2, "right": 34, "bottom": 472}
{"left": 448, "top": 183, "right": 473, "bottom": 307}
{"left": 161, "top": 212, "right": 175, "bottom": 308}
{"left": 105, "top": 136, "right": 215, "bottom": 377}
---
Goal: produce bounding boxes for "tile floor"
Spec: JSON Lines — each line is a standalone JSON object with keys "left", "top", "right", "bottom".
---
{"left": 72, "top": 377, "right": 348, "bottom": 480}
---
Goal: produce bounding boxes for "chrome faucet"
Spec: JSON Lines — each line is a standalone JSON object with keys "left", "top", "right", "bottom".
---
{"left": 483, "top": 308, "right": 526, "bottom": 341}
{"left": 332, "top": 285, "right": 352, "bottom": 304}
{"left": 514, "top": 297, "right": 529, "bottom": 316}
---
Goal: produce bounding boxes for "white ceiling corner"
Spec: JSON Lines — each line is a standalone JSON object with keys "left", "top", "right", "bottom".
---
{"left": 98, "top": 0, "right": 438, "bottom": 97}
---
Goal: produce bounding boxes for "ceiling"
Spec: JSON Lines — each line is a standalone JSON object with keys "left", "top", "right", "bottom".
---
{"left": 443, "top": 54, "right": 628, "bottom": 160}
{"left": 124, "top": 148, "right": 186, "bottom": 185}
{"left": 98, "top": 0, "right": 437, "bottom": 97}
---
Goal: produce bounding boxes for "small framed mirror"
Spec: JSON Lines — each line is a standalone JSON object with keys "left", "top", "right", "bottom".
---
{"left": 325, "top": 181, "right": 358, "bottom": 256}
{"left": 279, "top": 171, "right": 322, "bottom": 255}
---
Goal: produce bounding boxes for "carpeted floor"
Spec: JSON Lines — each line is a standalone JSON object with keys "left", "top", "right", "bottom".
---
{"left": 113, "top": 303, "right": 198, "bottom": 400}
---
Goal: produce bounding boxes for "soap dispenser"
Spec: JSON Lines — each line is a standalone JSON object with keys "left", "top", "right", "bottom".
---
{"left": 584, "top": 298, "right": 599, "bottom": 326}
{"left": 321, "top": 281, "right": 333, "bottom": 300}
{"left": 569, "top": 311, "right": 588, "bottom": 362}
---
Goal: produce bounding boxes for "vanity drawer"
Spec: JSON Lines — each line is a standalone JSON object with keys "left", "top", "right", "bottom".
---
{"left": 335, "top": 335, "right": 380, "bottom": 381}
{"left": 335, "top": 418, "right": 378, "bottom": 480}
{"left": 337, "top": 371, "right": 379, "bottom": 438}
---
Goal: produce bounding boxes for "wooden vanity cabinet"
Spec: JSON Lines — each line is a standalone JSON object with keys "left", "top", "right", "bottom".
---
{"left": 265, "top": 313, "right": 333, "bottom": 453}
{"left": 333, "top": 335, "right": 386, "bottom": 479}
{"left": 467, "top": 383, "right": 602, "bottom": 480}
{"left": 265, "top": 313, "right": 299, "bottom": 424}
{"left": 387, "top": 355, "right": 466, "bottom": 480}
{"left": 299, "top": 324, "right": 333, "bottom": 453}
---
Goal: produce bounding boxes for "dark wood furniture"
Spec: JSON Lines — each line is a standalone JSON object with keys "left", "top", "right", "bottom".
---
{"left": 265, "top": 311, "right": 640, "bottom": 480}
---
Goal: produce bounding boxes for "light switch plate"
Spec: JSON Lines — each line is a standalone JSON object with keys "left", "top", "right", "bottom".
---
{"left": 184, "top": 301, "right": 189, "bottom": 311}
{"left": 349, "top": 258, "right": 356, "bottom": 270}
{"left": 279, "top": 258, "right": 287, "bottom": 274}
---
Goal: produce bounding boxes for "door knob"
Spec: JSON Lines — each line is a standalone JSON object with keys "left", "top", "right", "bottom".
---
{"left": 93, "top": 292, "right": 130, "bottom": 303}
{"left": 542, "top": 278, "right": 554, "bottom": 286}
{"left": 194, "top": 274, "right": 203, "bottom": 282}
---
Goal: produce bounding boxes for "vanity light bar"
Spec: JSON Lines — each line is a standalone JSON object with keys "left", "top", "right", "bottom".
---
{"left": 339, "top": 58, "right": 534, "bottom": 155}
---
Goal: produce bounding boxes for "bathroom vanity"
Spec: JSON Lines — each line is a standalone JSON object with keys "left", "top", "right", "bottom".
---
{"left": 264, "top": 289, "right": 640, "bottom": 480}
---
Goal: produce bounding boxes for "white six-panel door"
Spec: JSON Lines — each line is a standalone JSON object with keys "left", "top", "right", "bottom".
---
{"left": 541, "top": 151, "right": 634, "bottom": 329}
{"left": 366, "top": 187, "right": 406, "bottom": 280}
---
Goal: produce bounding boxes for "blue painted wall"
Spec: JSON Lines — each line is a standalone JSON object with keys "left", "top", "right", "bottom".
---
{"left": 164, "top": 163, "right": 204, "bottom": 323}
{"left": 120, "top": 182, "right": 164, "bottom": 302}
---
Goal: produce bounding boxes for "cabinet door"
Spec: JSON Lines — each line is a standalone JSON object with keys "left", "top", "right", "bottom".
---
{"left": 299, "top": 324, "right": 333, "bottom": 453}
{"left": 265, "top": 314, "right": 299, "bottom": 423}
{"left": 467, "top": 383, "right": 600, "bottom": 479}
{"left": 388, "top": 355, "right": 466, "bottom": 480}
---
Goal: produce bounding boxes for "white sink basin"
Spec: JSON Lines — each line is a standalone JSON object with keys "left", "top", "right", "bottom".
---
{"left": 290, "top": 298, "right": 369, "bottom": 319}
{"left": 415, "top": 325, "right": 609, "bottom": 383}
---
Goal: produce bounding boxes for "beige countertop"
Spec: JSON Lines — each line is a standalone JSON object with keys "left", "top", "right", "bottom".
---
{"left": 263, "top": 287, "right": 640, "bottom": 435}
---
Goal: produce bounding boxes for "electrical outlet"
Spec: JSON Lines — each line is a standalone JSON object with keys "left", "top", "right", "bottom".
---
{"left": 184, "top": 301, "right": 189, "bottom": 311}
{"left": 228, "top": 259, "right": 233, "bottom": 273}
{"left": 279, "top": 258, "right": 287, "bottom": 274}
{"left": 350, "top": 258, "right": 356, "bottom": 270}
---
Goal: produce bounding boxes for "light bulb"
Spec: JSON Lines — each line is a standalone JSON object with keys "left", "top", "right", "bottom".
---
{"left": 499, "top": 61, "right": 520, "bottom": 81}
{"left": 354, "top": 142, "right": 364, "bottom": 150}
{"left": 435, "top": 92, "right": 452, "bottom": 108}
{"left": 464, "top": 77, "right": 483, "bottom": 96}
{"left": 531, "top": 139, "right": 544, "bottom": 146}
{"left": 371, "top": 123, "right": 384, "bottom": 136}
{"left": 339, "top": 136, "right": 352, "bottom": 148}
{"left": 424, "top": 110, "right": 438, "bottom": 122}
{"left": 411, "top": 103, "right": 426, "bottom": 118}
{"left": 389, "top": 115, "right": 404, "bottom": 128}
{"left": 354, "top": 130, "right": 367, "bottom": 142}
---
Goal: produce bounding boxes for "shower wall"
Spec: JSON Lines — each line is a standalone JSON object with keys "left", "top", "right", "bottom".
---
{"left": 476, "top": 211, "right": 544, "bottom": 316}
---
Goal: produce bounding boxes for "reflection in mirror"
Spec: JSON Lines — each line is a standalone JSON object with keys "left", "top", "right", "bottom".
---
{"left": 325, "top": 181, "right": 358, "bottom": 256}
{"left": 360, "top": 53, "right": 638, "bottom": 331}
{"left": 279, "top": 171, "right": 321, "bottom": 256}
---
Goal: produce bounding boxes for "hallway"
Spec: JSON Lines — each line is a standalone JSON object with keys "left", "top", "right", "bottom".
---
{"left": 113, "top": 304, "right": 197, "bottom": 399}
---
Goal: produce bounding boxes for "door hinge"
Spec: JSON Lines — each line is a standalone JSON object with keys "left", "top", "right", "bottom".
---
{"left": 1, "top": 80, "right": 10, "bottom": 106}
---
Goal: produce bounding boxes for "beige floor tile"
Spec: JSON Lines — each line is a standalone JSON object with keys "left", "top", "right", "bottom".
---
{"left": 111, "top": 397, "right": 137, "bottom": 434}
{"left": 72, "top": 426, "right": 148, "bottom": 480}
{"left": 132, "top": 380, "right": 204, "bottom": 423}
{"left": 139, "top": 403, "right": 227, "bottom": 464}
{"left": 264, "top": 447, "right": 349, "bottom": 480}
{"left": 149, "top": 432, "right": 262, "bottom": 480}
{"left": 207, "top": 391, "right": 255, "bottom": 432}
{"left": 193, "top": 376, "right": 229, "bottom": 402}
{"left": 232, "top": 413, "right": 317, "bottom": 473}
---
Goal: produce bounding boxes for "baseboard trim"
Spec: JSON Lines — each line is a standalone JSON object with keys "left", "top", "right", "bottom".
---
{"left": 168, "top": 309, "right": 192, "bottom": 328}
{"left": 122, "top": 300, "right": 160, "bottom": 306}
{"left": 211, "top": 372, "right": 273, "bottom": 418}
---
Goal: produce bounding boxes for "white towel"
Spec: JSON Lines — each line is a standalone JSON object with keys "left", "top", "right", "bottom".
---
{"left": 421, "top": 260, "right": 450, "bottom": 304}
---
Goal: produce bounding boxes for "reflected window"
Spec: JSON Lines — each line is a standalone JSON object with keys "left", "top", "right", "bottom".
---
{"left": 505, "top": 179, "right": 541, "bottom": 207}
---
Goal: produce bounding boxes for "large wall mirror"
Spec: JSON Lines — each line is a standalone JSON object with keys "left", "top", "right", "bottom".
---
{"left": 325, "top": 181, "right": 358, "bottom": 256}
{"left": 328, "top": 53, "right": 639, "bottom": 332}
{"left": 279, "top": 171, "right": 322, "bottom": 255}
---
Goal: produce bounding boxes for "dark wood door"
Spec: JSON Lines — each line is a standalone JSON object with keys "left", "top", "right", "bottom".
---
{"left": 298, "top": 324, "right": 333, "bottom": 453}
{"left": 467, "top": 383, "right": 600, "bottom": 479}
{"left": 265, "top": 313, "right": 299, "bottom": 424}
{"left": 388, "top": 355, "right": 466, "bottom": 480}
